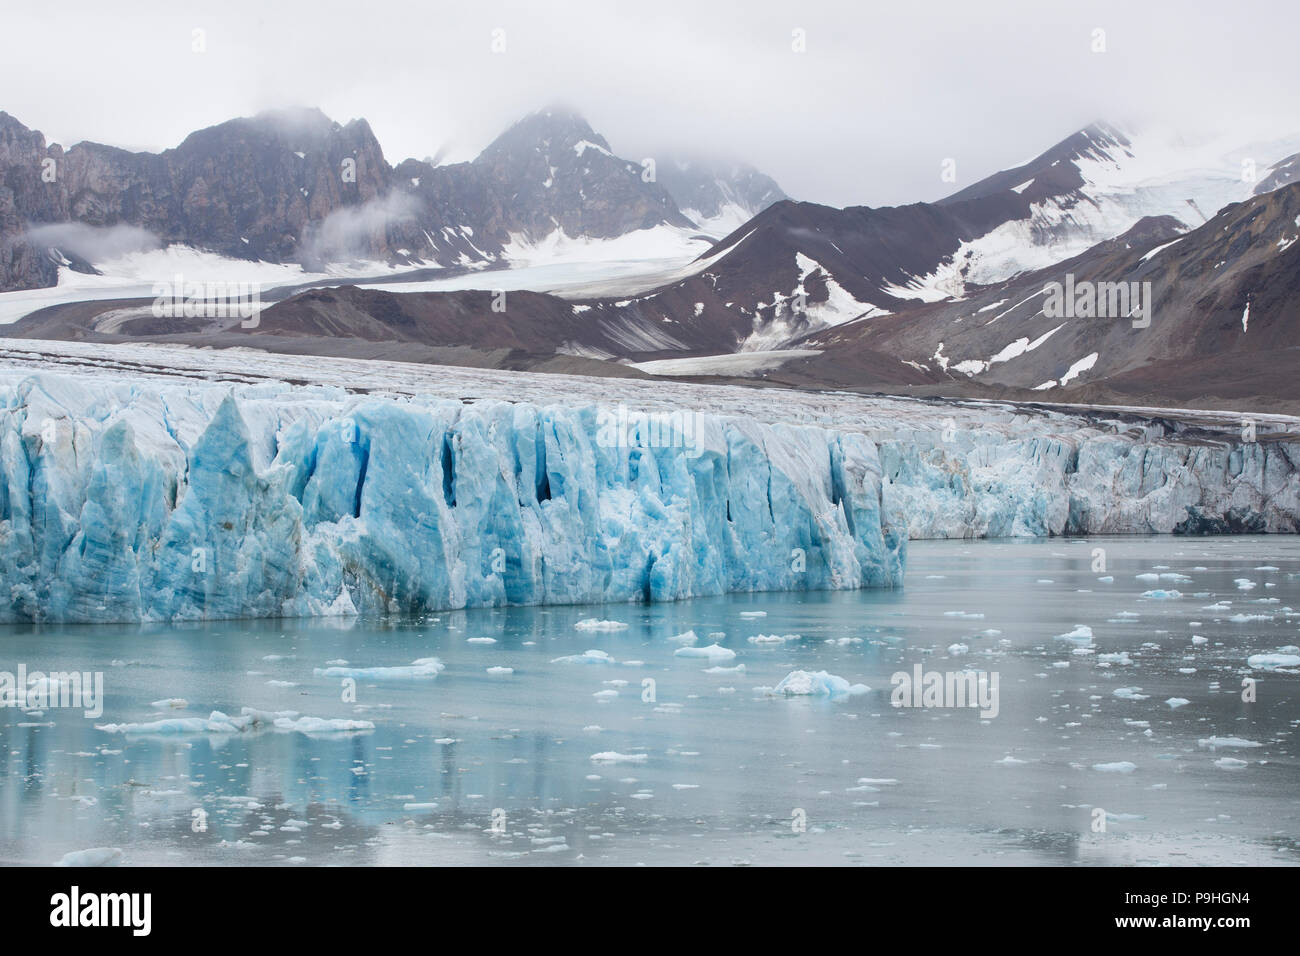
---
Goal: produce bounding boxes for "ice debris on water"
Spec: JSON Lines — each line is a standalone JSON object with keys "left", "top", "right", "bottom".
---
{"left": 313, "top": 658, "right": 443, "bottom": 680}
{"left": 575, "top": 619, "right": 629, "bottom": 632}
{"left": 551, "top": 649, "right": 617, "bottom": 665}
{"left": 674, "top": 644, "right": 736, "bottom": 663}
{"left": 589, "top": 752, "right": 648, "bottom": 764}
{"left": 96, "top": 706, "right": 373, "bottom": 735}
{"left": 55, "top": 847, "right": 122, "bottom": 867}
{"left": 1055, "top": 625, "right": 1094, "bottom": 646}
{"left": 1247, "top": 652, "right": 1300, "bottom": 670}
{"left": 770, "top": 670, "right": 869, "bottom": 698}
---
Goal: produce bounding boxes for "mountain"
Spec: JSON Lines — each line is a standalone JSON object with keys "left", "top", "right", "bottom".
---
{"left": 0, "top": 106, "right": 787, "bottom": 292}
{"left": 7, "top": 112, "right": 1299, "bottom": 411}
{"left": 655, "top": 156, "right": 787, "bottom": 235}
{"left": 384, "top": 107, "right": 696, "bottom": 266}
{"left": 470, "top": 107, "right": 695, "bottom": 238}
{"left": 0, "top": 107, "right": 397, "bottom": 290}
{"left": 1255, "top": 152, "right": 1300, "bottom": 195}
{"left": 583, "top": 121, "right": 1300, "bottom": 355}
{"left": 781, "top": 180, "right": 1300, "bottom": 408}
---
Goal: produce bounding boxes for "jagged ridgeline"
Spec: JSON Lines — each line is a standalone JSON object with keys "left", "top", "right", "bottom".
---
{"left": 0, "top": 106, "right": 785, "bottom": 292}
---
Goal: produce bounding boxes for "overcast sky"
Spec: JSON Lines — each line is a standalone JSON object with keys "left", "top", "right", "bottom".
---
{"left": 3, "top": 0, "right": 1297, "bottom": 207}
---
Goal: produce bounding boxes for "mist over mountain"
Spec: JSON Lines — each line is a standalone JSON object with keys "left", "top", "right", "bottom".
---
{"left": 0, "top": 105, "right": 791, "bottom": 292}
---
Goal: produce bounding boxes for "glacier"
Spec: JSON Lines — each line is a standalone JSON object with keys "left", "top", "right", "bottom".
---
{"left": 0, "top": 343, "right": 1296, "bottom": 624}
{"left": 0, "top": 367, "right": 903, "bottom": 622}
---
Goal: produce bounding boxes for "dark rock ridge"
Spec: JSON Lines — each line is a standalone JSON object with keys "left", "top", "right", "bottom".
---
{"left": 562, "top": 123, "right": 1152, "bottom": 355}
{"left": 1255, "top": 152, "right": 1300, "bottom": 196}
{"left": 0, "top": 106, "right": 786, "bottom": 291}
{"left": 785, "top": 180, "right": 1300, "bottom": 405}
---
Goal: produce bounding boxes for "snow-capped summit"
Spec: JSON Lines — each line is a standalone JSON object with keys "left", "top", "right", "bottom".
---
{"left": 932, "top": 121, "right": 1300, "bottom": 288}
{"left": 655, "top": 155, "right": 787, "bottom": 237}
{"left": 470, "top": 106, "right": 694, "bottom": 241}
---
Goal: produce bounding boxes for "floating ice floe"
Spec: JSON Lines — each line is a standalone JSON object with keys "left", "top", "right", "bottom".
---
{"left": 1113, "top": 687, "right": 1149, "bottom": 700}
{"left": 97, "top": 707, "right": 373, "bottom": 735}
{"left": 55, "top": 847, "right": 122, "bottom": 867}
{"left": 673, "top": 644, "right": 736, "bottom": 663}
{"left": 1197, "top": 736, "right": 1262, "bottom": 748}
{"left": 770, "top": 670, "right": 869, "bottom": 698}
{"left": 1247, "top": 653, "right": 1300, "bottom": 670}
{"left": 313, "top": 658, "right": 444, "bottom": 680}
{"left": 1165, "top": 698, "right": 1190, "bottom": 708}
{"left": 575, "top": 619, "right": 629, "bottom": 632}
{"left": 550, "top": 649, "right": 616, "bottom": 665}
{"left": 1055, "top": 625, "right": 1094, "bottom": 646}
{"left": 589, "top": 752, "right": 648, "bottom": 764}
{"left": 275, "top": 715, "right": 374, "bottom": 733}
{"left": 748, "top": 633, "right": 798, "bottom": 644}
{"left": 1091, "top": 761, "right": 1137, "bottom": 773}
{"left": 1141, "top": 589, "right": 1182, "bottom": 600}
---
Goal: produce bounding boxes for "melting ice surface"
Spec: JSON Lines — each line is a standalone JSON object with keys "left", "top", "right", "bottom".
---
{"left": 2, "top": 536, "right": 1298, "bottom": 866}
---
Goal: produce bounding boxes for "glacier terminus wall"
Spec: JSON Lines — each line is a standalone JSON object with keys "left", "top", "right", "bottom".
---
{"left": 0, "top": 371, "right": 904, "bottom": 623}
{"left": 0, "top": 354, "right": 1296, "bottom": 624}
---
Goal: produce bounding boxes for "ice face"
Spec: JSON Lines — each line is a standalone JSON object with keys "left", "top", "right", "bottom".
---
{"left": 0, "top": 357, "right": 1295, "bottom": 624}
{"left": 875, "top": 422, "right": 1300, "bottom": 539}
{"left": 0, "top": 372, "right": 905, "bottom": 623}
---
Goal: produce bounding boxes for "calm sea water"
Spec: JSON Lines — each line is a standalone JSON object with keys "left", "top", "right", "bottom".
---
{"left": 2, "top": 536, "right": 1297, "bottom": 866}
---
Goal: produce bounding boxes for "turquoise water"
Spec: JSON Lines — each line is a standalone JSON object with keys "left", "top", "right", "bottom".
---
{"left": 2, "top": 536, "right": 1298, "bottom": 866}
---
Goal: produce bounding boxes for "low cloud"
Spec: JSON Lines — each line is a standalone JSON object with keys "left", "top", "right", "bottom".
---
{"left": 298, "top": 192, "right": 418, "bottom": 268}
{"left": 23, "top": 222, "right": 160, "bottom": 263}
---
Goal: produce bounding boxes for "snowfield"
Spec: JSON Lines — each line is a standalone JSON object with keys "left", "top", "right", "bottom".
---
{"left": 0, "top": 339, "right": 1295, "bottom": 623}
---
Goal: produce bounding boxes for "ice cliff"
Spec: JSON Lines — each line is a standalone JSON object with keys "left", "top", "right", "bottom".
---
{"left": 0, "top": 372, "right": 903, "bottom": 622}
{"left": 0, "top": 362, "right": 1296, "bottom": 623}
{"left": 874, "top": 419, "right": 1300, "bottom": 539}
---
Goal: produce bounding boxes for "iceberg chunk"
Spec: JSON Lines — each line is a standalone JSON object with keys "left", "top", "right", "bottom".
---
{"left": 771, "top": 669, "right": 869, "bottom": 698}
